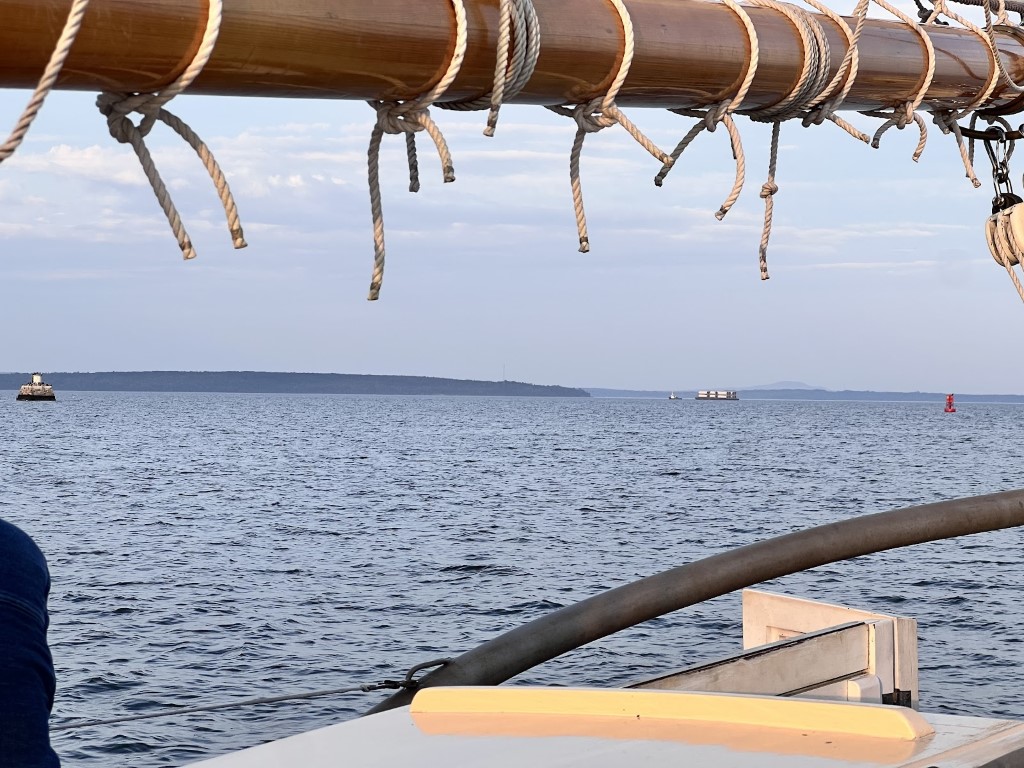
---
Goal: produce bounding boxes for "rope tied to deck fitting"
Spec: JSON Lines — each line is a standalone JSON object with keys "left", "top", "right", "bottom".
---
{"left": 365, "top": 0, "right": 468, "bottom": 301}
{"left": 546, "top": 0, "right": 673, "bottom": 253}
{"left": 0, "top": 0, "right": 91, "bottom": 163}
{"left": 438, "top": 0, "right": 540, "bottom": 137}
{"left": 96, "top": 0, "right": 246, "bottom": 261}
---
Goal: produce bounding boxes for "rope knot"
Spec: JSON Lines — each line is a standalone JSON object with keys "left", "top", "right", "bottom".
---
{"left": 760, "top": 180, "right": 779, "bottom": 198}
{"left": 801, "top": 103, "right": 831, "bottom": 128}
{"left": 96, "top": 93, "right": 140, "bottom": 144}
{"left": 372, "top": 102, "right": 429, "bottom": 136}
{"left": 363, "top": 0, "right": 468, "bottom": 301}
{"left": 889, "top": 100, "right": 918, "bottom": 131}
{"left": 571, "top": 102, "right": 615, "bottom": 134}
{"left": 96, "top": 92, "right": 164, "bottom": 141}
{"left": 931, "top": 111, "right": 955, "bottom": 136}
{"left": 91, "top": 0, "right": 247, "bottom": 261}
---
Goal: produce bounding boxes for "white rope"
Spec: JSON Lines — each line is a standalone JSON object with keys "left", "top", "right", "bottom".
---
{"left": 924, "top": 0, "right": 997, "bottom": 188}
{"left": 982, "top": 0, "right": 1024, "bottom": 93}
{"left": 660, "top": 0, "right": 849, "bottom": 279}
{"left": 0, "top": 0, "right": 91, "bottom": 162}
{"left": 547, "top": 0, "right": 673, "bottom": 253}
{"left": 748, "top": 0, "right": 879, "bottom": 280}
{"left": 655, "top": 0, "right": 759, "bottom": 224}
{"left": 438, "top": 0, "right": 540, "bottom": 137}
{"left": 740, "top": 0, "right": 834, "bottom": 279}
{"left": 366, "top": 0, "right": 468, "bottom": 300}
{"left": 759, "top": 121, "right": 782, "bottom": 281}
{"left": 800, "top": 0, "right": 871, "bottom": 143}
{"left": 745, "top": 0, "right": 832, "bottom": 123}
{"left": 991, "top": 208, "right": 1024, "bottom": 304}
{"left": 97, "top": 0, "right": 245, "bottom": 260}
{"left": 860, "top": 0, "right": 936, "bottom": 161}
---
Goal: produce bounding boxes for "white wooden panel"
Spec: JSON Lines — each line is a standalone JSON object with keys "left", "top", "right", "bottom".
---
{"left": 742, "top": 589, "right": 917, "bottom": 706}
{"left": 631, "top": 623, "right": 869, "bottom": 696}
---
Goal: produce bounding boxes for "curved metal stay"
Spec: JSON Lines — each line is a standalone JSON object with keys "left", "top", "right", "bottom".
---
{"left": 367, "top": 489, "right": 1024, "bottom": 714}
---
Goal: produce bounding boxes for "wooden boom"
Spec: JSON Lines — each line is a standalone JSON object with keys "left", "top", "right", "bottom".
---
{"left": 1, "top": 0, "right": 1023, "bottom": 114}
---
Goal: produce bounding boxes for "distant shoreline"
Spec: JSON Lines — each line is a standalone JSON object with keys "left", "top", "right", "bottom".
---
{"left": 6, "top": 373, "right": 1021, "bottom": 402}
{"left": 586, "top": 388, "right": 1024, "bottom": 404}
{"left": 0, "top": 372, "right": 589, "bottom": 398}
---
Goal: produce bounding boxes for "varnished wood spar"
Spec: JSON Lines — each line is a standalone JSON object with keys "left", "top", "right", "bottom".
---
{"left": 1, "top": 0, "right": 1024, "bottom": 113}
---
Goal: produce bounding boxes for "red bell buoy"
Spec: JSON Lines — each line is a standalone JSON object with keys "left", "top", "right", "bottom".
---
{"left": 945, "top": 393, "right": 956, "bottom": 413}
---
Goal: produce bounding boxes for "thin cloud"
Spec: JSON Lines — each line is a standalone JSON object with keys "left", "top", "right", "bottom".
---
{"left": 8, "top": 144, "right": 148, "bottom": 186}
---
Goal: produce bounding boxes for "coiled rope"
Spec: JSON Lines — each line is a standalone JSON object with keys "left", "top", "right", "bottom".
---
{"left": 741, "top": 0, "right": 835, "bottom": 280}
{"left": 750, "top": 0, "right": 874, "bottom": 280}
{"left": 800, "top": 0, "right": 869, "bottom": 138}
{"left": 366, "top": 0, "right": 468, "bottom": 300}
{"left": 547, "top": 0, "right": 673, "bottom": 253}
{"left": 438, "top": 0, "right": 540, "bottom": 137}
{"left": 96, "top": 0, "right": 246, "bottom": 261}
{"left": 991, "top": 213, "right": 1024, "bottom": 303}
{"left": 981, "top": 0, "right": 1024, "bottom": 92}
{"left": 0, "top": 0, "right": 90, "bottom": 162}
{"left": 657, "top": 0, "right": 869, "bottom": 280}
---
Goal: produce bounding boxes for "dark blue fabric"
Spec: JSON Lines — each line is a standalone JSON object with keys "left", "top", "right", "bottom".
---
{"left": 0, "top": 520, "right": 59, "bottom": 767}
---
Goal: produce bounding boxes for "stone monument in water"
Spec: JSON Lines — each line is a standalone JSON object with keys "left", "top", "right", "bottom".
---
{"left": 17, "top": 373, "right": 56, "bottom": 401}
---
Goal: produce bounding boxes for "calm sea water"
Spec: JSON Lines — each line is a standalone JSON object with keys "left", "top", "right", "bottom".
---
{"left": 2, "top": 392, "right": 1024, "bottom": 766}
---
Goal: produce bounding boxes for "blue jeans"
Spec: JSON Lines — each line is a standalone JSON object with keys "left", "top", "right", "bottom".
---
{"left": 0, "top": 519, "right": 59, "bottom": 767}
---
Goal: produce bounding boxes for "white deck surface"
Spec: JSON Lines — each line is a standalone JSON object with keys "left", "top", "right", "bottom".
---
{"left": 188, "top": 688, "right": 1024, "bottom": 768}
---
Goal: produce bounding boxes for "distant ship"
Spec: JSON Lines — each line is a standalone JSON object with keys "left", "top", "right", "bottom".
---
{"left": 695, "top": 390, "right": 738, "bottom": 401}
{"left": 668, "top": 392, "right": 680, "bottom": 400}
{"left": 16, "top": 372, "right": 56, "bottom": 401}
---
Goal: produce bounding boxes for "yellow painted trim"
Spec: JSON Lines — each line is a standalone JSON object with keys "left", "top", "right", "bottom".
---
{"left": 411, "top": 687, "right": 935, "bottom": 741}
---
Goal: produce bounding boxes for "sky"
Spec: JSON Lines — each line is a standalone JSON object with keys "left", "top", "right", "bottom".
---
{"left": 1, "top": 51, "right": 1021, "bottom": 393}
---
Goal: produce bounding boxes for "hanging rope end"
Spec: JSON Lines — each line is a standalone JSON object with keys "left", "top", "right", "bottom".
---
{"left": 483, "top": 110, "right": 500, "bottom": 138}
{"left": 578, "top": 237, "right": 590, "bottom": 253}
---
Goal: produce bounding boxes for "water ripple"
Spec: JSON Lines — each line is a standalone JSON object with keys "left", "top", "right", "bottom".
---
{"left": 3, "top": 394, "right": 1024, "bottom": 765}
